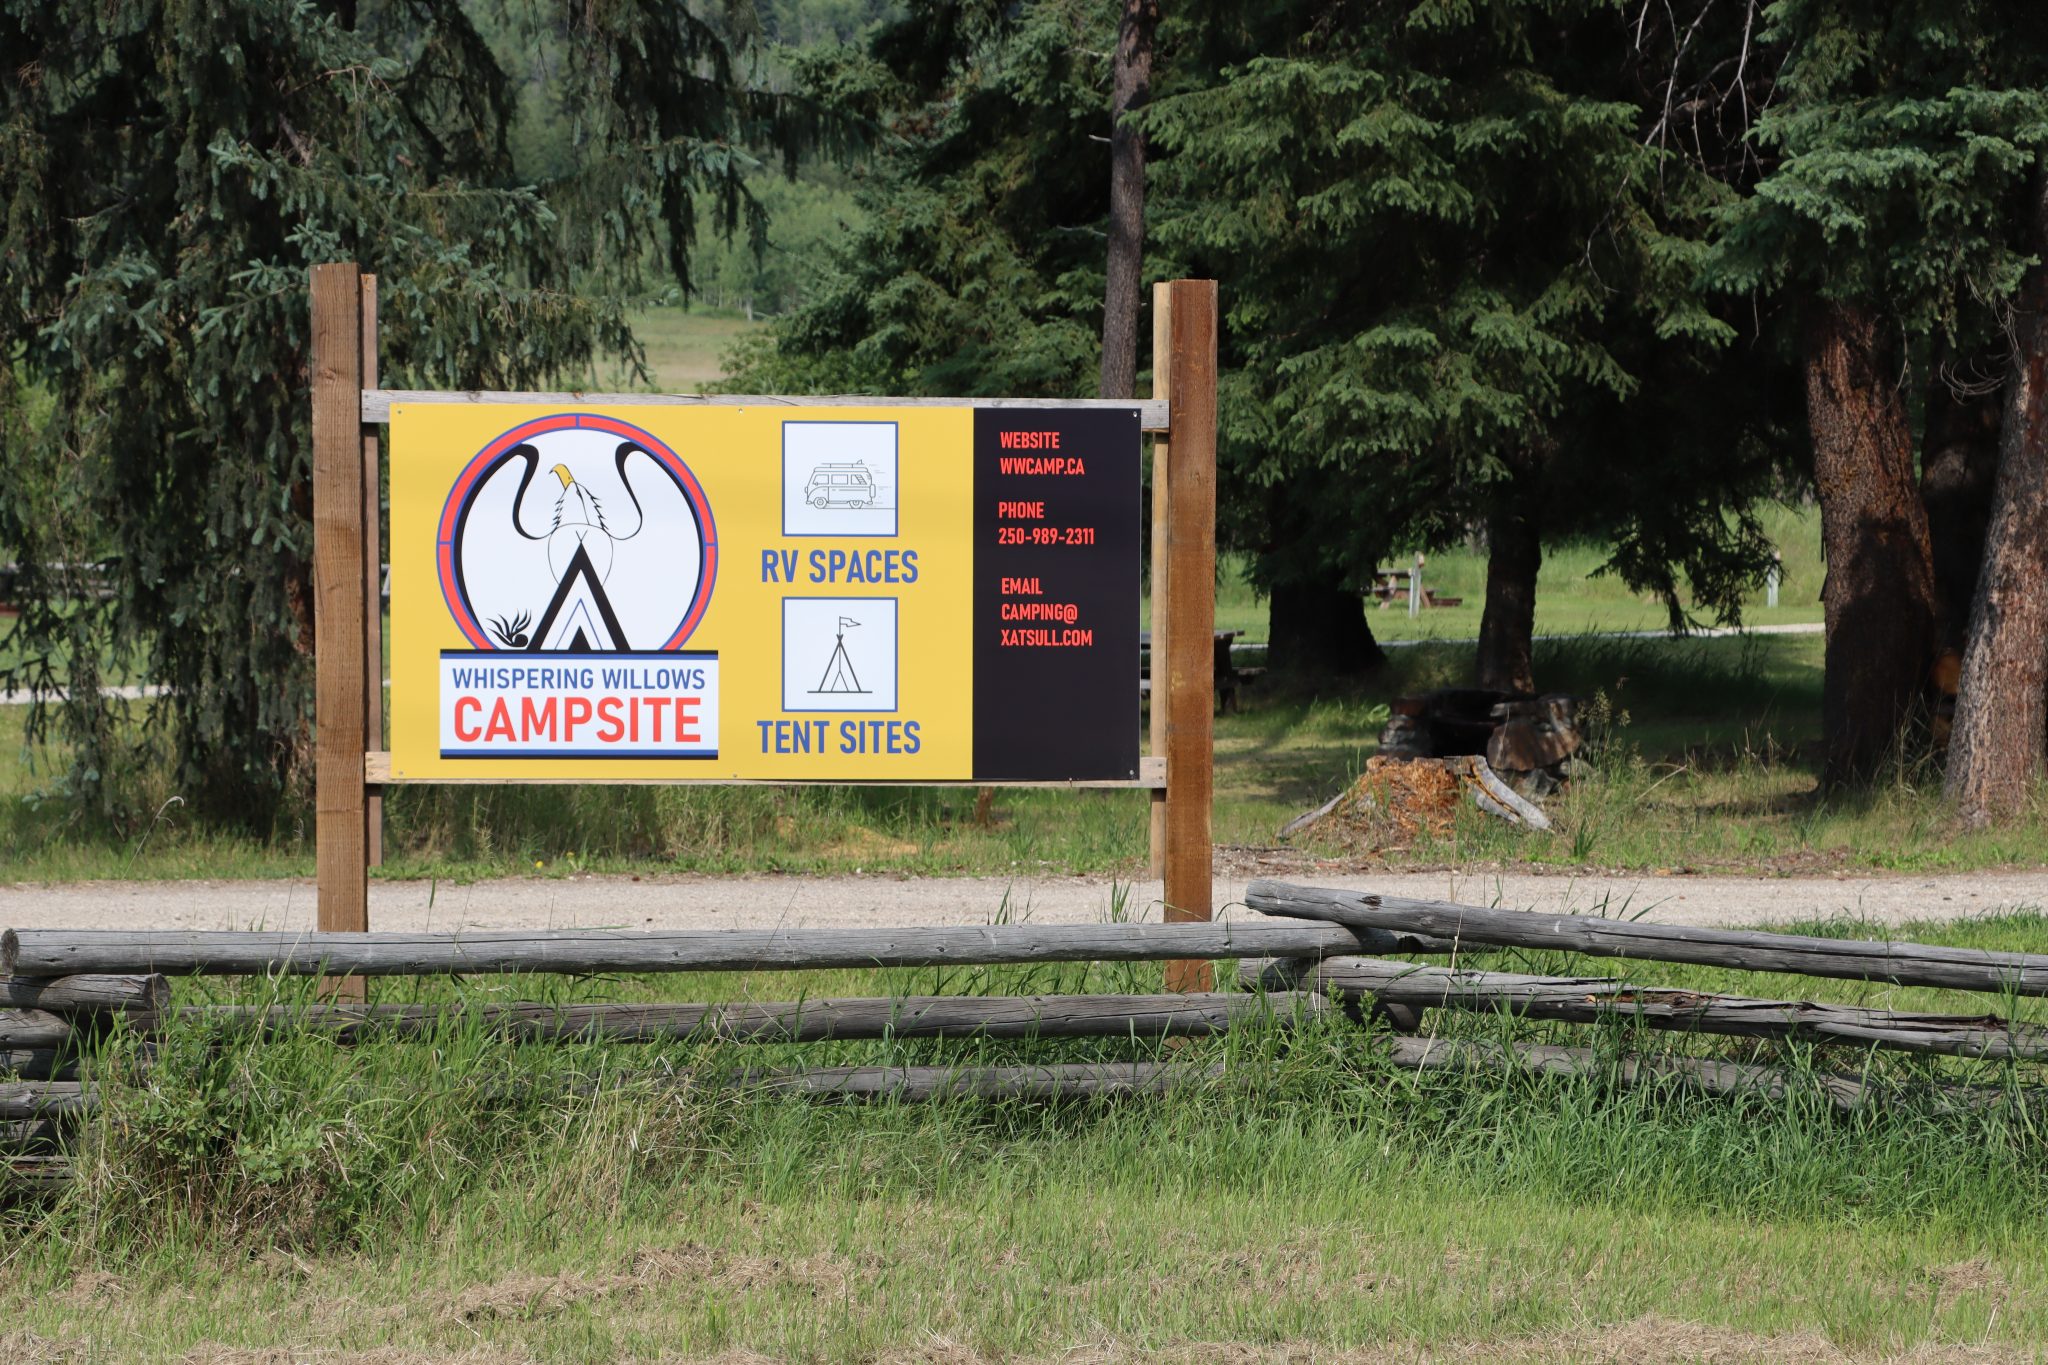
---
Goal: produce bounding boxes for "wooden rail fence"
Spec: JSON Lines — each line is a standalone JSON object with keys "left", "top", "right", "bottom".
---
{"left": 10, "top": 880, "right": 2048, "bottom": 1195}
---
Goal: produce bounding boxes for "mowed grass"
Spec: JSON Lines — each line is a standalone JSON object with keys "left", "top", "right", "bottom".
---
{"left": 9, "top": 628, "right": 2048, "bottom": 881}
{"left": 1177, "top": 502, "right": 1826, "bottom": 644}
{"left": 10, "top": 913, "right": 2048, "bottom": 1360}
{"left": 603, "top": 306, "right": 765, "bottom": 391}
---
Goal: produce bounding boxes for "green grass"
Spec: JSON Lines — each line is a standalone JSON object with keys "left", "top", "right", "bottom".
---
{"left": 1170, "top": 502, "right": 1826, "bottom": 644}
{"left": 604, "top": 306, "right": 765, "bottom": 391}
{"left": 10, "top": 914, "right": 2048, "bottom": 1360}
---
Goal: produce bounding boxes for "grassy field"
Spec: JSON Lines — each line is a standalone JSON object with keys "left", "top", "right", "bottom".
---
{"left": 1185, "top": 501, "right": 1825, "bottom": 644}
{"left": 9, "top": 913, "right": 2048, "bottom": 1360}
{"left": 608, "top": 306, "right": 765, "bottom": 391}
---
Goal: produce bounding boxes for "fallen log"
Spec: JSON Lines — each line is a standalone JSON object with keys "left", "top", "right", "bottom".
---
{"left": 1247, "top": 880, "right": 2048, "bottom": 997}
{"left": 192, "top": 991, "right": 1323, "bottom": 1043}
{"left": 1456, "top": 755, "right": 1551, "bottom": 831}
{"left": 1384, "top": 1036, "right": 1863, "bottom": 1108}
{"left": 2, "top": 921, "right": 1451, "bottom": 978}
{"left": 0, "top": 974, "right": 168, "bottom": 1013}
{"left": 0, "top": 1082, "right": 92, "bottom": 1121}
{"left": 0, "top": 1010, "right": 81, "bottom": 1049}
{"left": 1245, "top": 957, "right": 2048, "bottom": 1060}
{"left": 1381, "top": 1036, "right": 2034, "bottom": 1114}
{"left": 737, "top": 1061, "right": 1222, "bottom": 1101}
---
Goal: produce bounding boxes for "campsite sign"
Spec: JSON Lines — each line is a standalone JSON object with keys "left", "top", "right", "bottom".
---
{"left": 311, "top": 265, "right": 1214, "bottom": 984}
{"left": 387, "top": 404, "right": 1142, "bottom": 782}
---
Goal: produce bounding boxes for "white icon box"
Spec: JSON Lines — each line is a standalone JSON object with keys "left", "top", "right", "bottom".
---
{"left": 782, "top": 597, "right": 899, "bottom": 712}
{"left": 782, "top": 421, "right": 899, "bottom": 537}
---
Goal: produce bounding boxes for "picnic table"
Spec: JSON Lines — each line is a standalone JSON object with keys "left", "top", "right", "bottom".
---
{"left": 1139, "top": 629, "right": 1256, "bottom": 713}
{"left": 1370, "top": 564, "right": 1462, "bottom": 609}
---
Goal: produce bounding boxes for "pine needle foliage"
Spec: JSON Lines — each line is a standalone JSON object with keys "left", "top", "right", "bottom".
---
{"left": 1708, "top": 0, "right": 2048, "bottom": 344}
{"left": 0, "top": 0, "right": 823, "bottom": 827}
{"left": 742, "top": 0, "right": 1799, "bottom": 636}
{"left": 726, "top": 0, "right": 1117, "bottom": 398}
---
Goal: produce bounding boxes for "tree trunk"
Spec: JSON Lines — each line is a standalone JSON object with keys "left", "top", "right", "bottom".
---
{"left": 1803, "top": 301, "right": 1939, "bottom": 784}
{"left": 1267, "top": 582, "right": 1383, "bottom": 677}
{"left": 1945, "top": 174, "right": 2048, "bottom": 826}
{"left": 1098, "top": 0, "right": 1157, "bottom": 400}
{"left": 1477, "top": 491, "right": 1540, "bottom": 695}
{"left": 1921, "top": 364, "right": 2002, "bottom": 653}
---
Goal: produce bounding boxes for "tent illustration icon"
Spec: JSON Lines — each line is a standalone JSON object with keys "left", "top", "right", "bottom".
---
{"left": 812, "top": 616, "right": 868, "bottom": 695}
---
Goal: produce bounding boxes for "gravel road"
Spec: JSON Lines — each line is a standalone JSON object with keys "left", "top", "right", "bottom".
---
{"left": 2, "top": 866, "right": 2042, "bottom": 933}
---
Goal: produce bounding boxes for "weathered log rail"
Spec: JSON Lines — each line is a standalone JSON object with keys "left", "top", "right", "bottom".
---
{"left": 0, "top": 1010, "right": 84, "bottom": 1049}
{"left": 738, "top": 1061, "right": 1220, "bottom": 1101}
{"left": 1, "top": 1156, "right": 71, "bottom": 1197}
{"left": 0, "top": 1082, "right": 93, "bottom": 1121}
{"left": 1, "top": 922, "right": 1453, "bottom": 978}
{"left": 1384, "top": 1036, "right": 2048, "bottom": 1114}
{"left": 195, "top": 991, "right": 1322, "bottom": 1044}
{"left": 1, "top": 974, "right": 168, "bottom": 1012}
{"left": 1246, "top": 880, "right": 2048, "bottom": 997}
{"left": 0, "top": 976, "right": 159, "bottom": 1175}
{"left": 1247, "top": 957, "right": 2048, "bottom": 1060}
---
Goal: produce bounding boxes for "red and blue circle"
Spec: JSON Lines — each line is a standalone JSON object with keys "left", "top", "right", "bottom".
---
{"left": 435, "top": 413, "right": 718, "bottom": 651}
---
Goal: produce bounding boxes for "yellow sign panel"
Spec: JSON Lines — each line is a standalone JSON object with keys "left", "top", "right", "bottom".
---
{"left": 389, "top": 402, "right": 1142, "bottom": 783}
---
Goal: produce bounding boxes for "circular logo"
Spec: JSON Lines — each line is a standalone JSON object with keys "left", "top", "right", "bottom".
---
{"left": 436, "top": 414, "right": 717, "bottom": 652}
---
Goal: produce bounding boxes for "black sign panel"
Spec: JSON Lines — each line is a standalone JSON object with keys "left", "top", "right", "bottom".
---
{"left": 971, "top": 408, "right": 1142, "bottom": 781}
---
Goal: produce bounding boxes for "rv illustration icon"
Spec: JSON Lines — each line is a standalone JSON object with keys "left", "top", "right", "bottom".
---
{"left": 782, "top": 422, "right": 898, "bottom": 536}
{"left": 782, "top": 597, "right": 898, "bottom": 712}
{"left": 812, "top": 616, "right": 869, "bottom": 695}
{"left": 805, "top": 463, "right": 877, "bottom": 510}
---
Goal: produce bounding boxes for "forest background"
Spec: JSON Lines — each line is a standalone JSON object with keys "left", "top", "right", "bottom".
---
{"left": 5, "top": 0, "right": 2048, "bottom": 870}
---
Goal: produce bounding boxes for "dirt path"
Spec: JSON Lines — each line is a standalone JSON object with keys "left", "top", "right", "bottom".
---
{"left": 1, "top": 865, "right": 2041, "bottom": 933}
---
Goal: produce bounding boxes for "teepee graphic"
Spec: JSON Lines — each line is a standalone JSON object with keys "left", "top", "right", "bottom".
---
{"left": 529, "top": 543, "right": 629, "bottom": 651}
{"left": 812, "top": 616, "right": 869, "bottom": 694}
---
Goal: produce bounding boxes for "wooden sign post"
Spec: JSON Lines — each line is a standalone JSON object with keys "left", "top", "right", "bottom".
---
{"left": 311, "top": 268, "right": 1218, "bottom": 990}
{"left": 1147, "top": 288, "right": 1172, "bottom": 881}
{"left": 1159, "top": 280, "right": 1218, "bottom": 992}
{"left": 311, "top": 262, "right": 368, "bottom": 938}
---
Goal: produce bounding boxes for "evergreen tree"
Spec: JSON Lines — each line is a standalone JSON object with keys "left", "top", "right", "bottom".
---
{"left": 1100, "top": 0, "right": 1159, "bottom": 401}
{"left": 730, "top": 0, "right": 1119, "bottom": 400}
{"left": 0, "top": 0, "right": 814, "bottom": 825}
{"left": 1145, "top": 0, "right": 1795, "bottom": 685}
{"left": 1707, "top": 0, "right": 2048, "bottom": 786}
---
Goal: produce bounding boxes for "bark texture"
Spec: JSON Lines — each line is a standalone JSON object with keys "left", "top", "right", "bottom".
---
{"left": 1921, "top": 365, "right": 2003, "bottom": 652}
{"left": 1477, "top": 480, "right": 1541, "bottom": 694}
{"left": 1803, "top": 302, "right": 1939, "bottom": 784}
{"left": 1097, "top": 0, "right": 1158, "bottom": 400}
{"left": 1945, "top": 176, "right": 2048, "bottom": 825}
{"left": 1266, "top": 582, "right": 1384, "bottom": 677}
